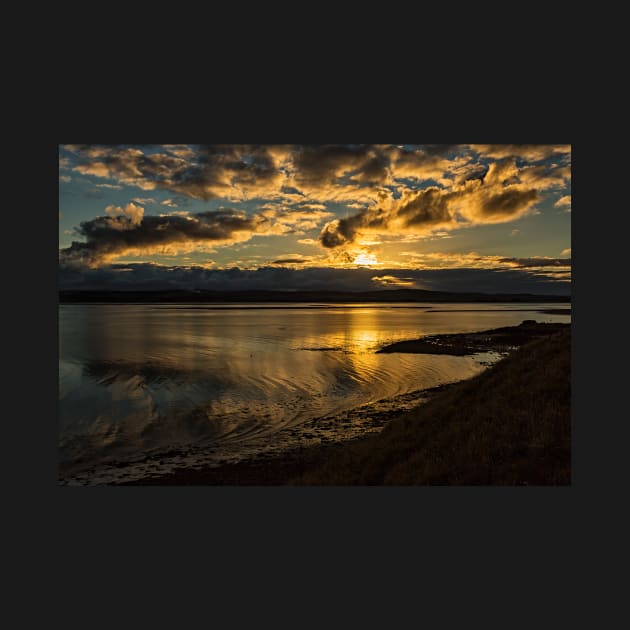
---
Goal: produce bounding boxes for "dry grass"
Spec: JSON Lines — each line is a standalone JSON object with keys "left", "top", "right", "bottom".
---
{"left": 291, "top": 328, "right": 571, "bottom": 485}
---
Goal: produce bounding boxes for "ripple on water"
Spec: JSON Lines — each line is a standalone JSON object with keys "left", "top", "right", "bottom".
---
{"left": 60, "top": 302, "right": 560, "bottom": 485}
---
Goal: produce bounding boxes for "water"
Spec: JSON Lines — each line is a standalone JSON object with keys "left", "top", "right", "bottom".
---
{"left": 58, "top": 302, "right": 570, "bottom": 484}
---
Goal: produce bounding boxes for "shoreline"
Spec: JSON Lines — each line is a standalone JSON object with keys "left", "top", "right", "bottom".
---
{"left": 112, "top": 382, "right": 469, "bottom": 486}
{"left": 61, "top": 381, "right": 463, "bottom": 486}
{"left": 59, "top": 289, "right": 571, "bottom": 304}
{"left": 376, "top": 321, "right": 568, "bottom": 355}
{"left": 106, "top": 320, "right": 570, "bottom": 486}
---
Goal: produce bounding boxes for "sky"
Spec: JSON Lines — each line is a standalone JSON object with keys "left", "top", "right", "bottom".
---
{"left": 59, "top": 144, "right": 571, "bottom": 294}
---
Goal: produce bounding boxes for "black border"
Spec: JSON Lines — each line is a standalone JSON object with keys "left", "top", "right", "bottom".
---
{"left": 22, "top": 80, "right": 592, "bottom": 621}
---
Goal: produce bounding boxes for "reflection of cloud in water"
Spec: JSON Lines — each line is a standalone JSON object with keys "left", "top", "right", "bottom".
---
{"left": 82, "top": 358, "right": 230, "bottom": 390}
{"left": 62, "top": 346, "right": 448, "bottom": 474}
{"left": 60, "top": 303, "right": 562, "bottom": 481}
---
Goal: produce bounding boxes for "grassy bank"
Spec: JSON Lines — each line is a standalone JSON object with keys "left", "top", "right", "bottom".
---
{"left": 293, "top": 327, "right": 571, "bottom": 485}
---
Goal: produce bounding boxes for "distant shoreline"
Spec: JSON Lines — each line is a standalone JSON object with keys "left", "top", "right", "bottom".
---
{"left": 59, "top": 288, "right": 571, "bottom": 304}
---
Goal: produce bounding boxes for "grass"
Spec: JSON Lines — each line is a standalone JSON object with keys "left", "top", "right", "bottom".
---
{"left": 291, "top": 327, "right": 571, "bottom": 485}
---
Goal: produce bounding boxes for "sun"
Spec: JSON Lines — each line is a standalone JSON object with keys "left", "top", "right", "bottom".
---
{"left": 353, "top": 253, "right": 379, "bottom": 266}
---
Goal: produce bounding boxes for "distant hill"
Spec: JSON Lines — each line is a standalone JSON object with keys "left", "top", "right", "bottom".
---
{"left": 59, "top": 288, "right": 570, "bottom": 304}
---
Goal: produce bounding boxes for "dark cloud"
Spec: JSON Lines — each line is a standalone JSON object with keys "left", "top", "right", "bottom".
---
{"left": 422, "top": 144, "right": 458, "bottom": 156}
{"left": 72, "top": 145, "right": 282, "bottom": 201}
{"left": 351, "top": 153, "right": 390, "bottom": 185}
{"left": 472, "top": 144, "right": 571, "bottom": 161}
{"left": 478, "top": 188, "right": 539, "bottom": 217}
{"left": 280, "top": 185, "right": 305, "bottom": 197}
{"left": 318, "top": 207, "right": 387, "bottom": 249}
{"left": 59, "top": 209, "right": 272, "bottom": 268}
{"left": 405, "top": 267, "right": 570, "bottom": 294}
{"left": 319, "top": 221, "right": 349, "bottom": 248}
{"left": 456, "top": 163, "right": 488, "bottom": 184}
{"left": 292, "top": 145, "right": 374, "bottom": 184}
{"left": 392, "top": 145, "right": 457, "bottom": 179}
{"left": 398, "top": 187, "right": 452, "bottom": 227}
{"left": 70, "top": 145, "right": 399, "bottom": 197}
{"left": 196, "top": 144, "right": 278, "bottom": 186}
{"left": 168, "top": 145, "right": 280, "bottom": 199}
{"left": 498, "top": 257, "right": 571, "bottom": 268}
{"left": 59, "top": 263, "right": 571, "bottom": 295}
{"left": 271, "top": 258, "right": 310, "bottom": 265}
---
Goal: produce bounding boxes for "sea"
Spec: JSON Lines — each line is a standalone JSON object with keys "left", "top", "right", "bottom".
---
{"left": 58, "top": 302, "right": 570, "bottom": 485}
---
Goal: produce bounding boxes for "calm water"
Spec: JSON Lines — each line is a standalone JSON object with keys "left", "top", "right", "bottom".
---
{"left": 58, "top": 302, "right": 570, "bottom": 484}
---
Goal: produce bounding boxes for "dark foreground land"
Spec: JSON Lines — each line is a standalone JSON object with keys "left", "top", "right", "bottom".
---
{"left": 118, "top": 322, "right": 571, "bottom": 486}
{"left": 377, "top": 320, "right": 568, "bottom": 355}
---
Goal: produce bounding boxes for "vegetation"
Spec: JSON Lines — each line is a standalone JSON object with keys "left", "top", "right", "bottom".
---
{"left": 291, "top": 328, "right": 571, "bottom": 485}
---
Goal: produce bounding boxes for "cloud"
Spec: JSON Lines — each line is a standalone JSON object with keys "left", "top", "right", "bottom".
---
{"left": 74, "top": 161, "right": 113, "bottom": 179}
{"left": 59, "top": 263, "right": 571, "bottom": 295}
{"left": 518, "top": 163, "right": 571, "bottom": 190}
{"left": 554, "top": 194, "right": 571, "bottom": 211}
{"left": 60, "top": 175, "right": 72, "bottom": 183}
{"left": 62, "top": 145, "right": 571, "bottom": 267}
{"left": 280, "top": 185, "right": 305, "bottom": 197}
{"left": 292, "top": 145, "right": 382, "bottom": 185}
{"left": 471, "top": 144, "right": 571, "bottom": 161}
{"left": 262, "top": 206, "right": 334, "bottom": 233}
{"left": 497, "top": 257, "right": 571, "bottom": 268}
{"left": 95, "top": 183, "right": 122, "bottom": 189}
{"left": 59, "top": 208, "right": 279, "bottom": 268}
{"left": 71, "top": 145, "right": 285, "bottom": 201}
{"left": 66, "top": 145, "right": 570, "bottom": 217}
{"left": 391, "top": 145, "right": 465, "bottom": 184}
{"left": 396, "top": 251, "right": 571, "bottom": 273}
{"left": 451, "top": 158, "right": 540, "bottom": 222}
{"left": 104, "top": 202, "right": 144, "bottom": 228}
{"left": 467, "top": 187, "right": 538, "bottom": 219}
{"left": 62, "top": 144, "right": 428, "bottom": 208}
{"left": 162, "top": 144, "right": 196, "bottom": 159}
{"left": 160, "top": 210, "right": 190, "bottom": 217}
{"left": 371, "top": 275, "right": 416, "bottom": 287}
{"left": 561, "top": 248, "right": 571, "bottom": 256}
{"left": 270, "top": 257, "right": 312, "bottom": 265}
{"left": 318, "top": 159, "right": 542, "bottom": 249}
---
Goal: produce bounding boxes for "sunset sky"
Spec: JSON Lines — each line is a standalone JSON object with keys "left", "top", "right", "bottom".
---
{"left": 59, "top": 144, "right": 571, "bottom": 294}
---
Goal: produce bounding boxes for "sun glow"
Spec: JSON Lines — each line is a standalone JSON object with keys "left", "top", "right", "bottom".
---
{"left": 353, "top": 253, "right": 378, "bottom": 266}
